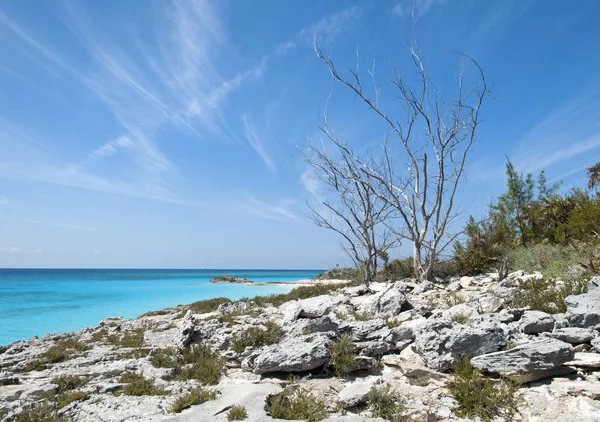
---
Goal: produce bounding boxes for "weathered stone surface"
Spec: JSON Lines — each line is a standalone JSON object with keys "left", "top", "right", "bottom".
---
{"left": 442, "top": 304, "right": 478, "bottom": 321}
{"left": 357, "top": 285, "right": 406, "bottom": 318}
{"left": 520, "top": 310, "right": 555, "bottom": 334}
{"left": 339, "top": 319, "right": 387, "bottom": 341}
{"left": 338, "top": 382, "right": 373, "bottom": 408}
{"left": 588, "top": 276, "right": 600, "bottom": 293}
{"left": 278, "top": 300, "right": 302, "bottom": 323}
{"left": 414, "top": 318, "right": 506, "bottom": 372}
{"left": 299, "top": 295, "right": 346, "bottom": 318}
{"left": 543, "top": 327, "right": 596, "bottom": 344}
{"left": 471, "top": 338, "right": 574, "bottom": 375}
{"left": 565, "top": 352, "right": 600, "bottom": 369}
{"left": 477, "top": 293, "right": 504, "bottom": 314}
{"left": 591, "top": 337, "right": 600, "bottom": 353}
{"left": 412, "top": 281, "right": 435, "bottom": 295}
{"left": 209, "top": 275, "right": 253, "bottom": 284}
{"left": 175, "top": 310, "right": 195, "bottom": 348}
{"left": 565, "top": 292, "right": 600, "bottom": 328}
{"left": 241, "top": 332, "right": 332, "bottom": 374}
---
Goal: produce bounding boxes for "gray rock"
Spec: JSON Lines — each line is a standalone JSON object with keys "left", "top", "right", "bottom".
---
{"left": 565, "top": 352, "right": 600, "bottom": 369}
{"left": 520, "top": 310, "right": 555, "bottom": 334}
{"left": 290, "top": 316, "right": 340, "bottom": 336}
{"left": 565, "top": 292, "right": 600, "bottom": 328}
{"left": 478, "top": 294, "right": 504, "bottom": 314}
{"left": 543, "top": 327, "right": 596, "bottom": 344}
{"left": 175, "top": 310, "right": 195, "bottom": 348}
{"left": 446, "top": 281, "right": 461, "bottom": 292}
{"left": 588, "top": 276, "right": 600, "bottom": 293}
{"left": 591, "top": 337, "right": 600, "bottom": 353}
{"left": 414, "top": 318, "right": 506, "bottom": 372}
{"left": 340, "top": 319, "right": 387, "bottom": 342}
{"left": 471, "top": 338, "right": 574, "bottom": 375}
{"left": 299, "top": 295, "right": 346, "bottom": 318}
{"left": 278, "top": 300, "right": 302, "bottom": 323}
{"left": 338, "top": 382, "right": 373, "bottom": 408}
{"left": 412, "top": 281, "right": 435, "bottom": 295}
{"left": 241, "top": 332, "right": 332, "bottom": 374}
{"left": 358, "top": 285, "right": 406, "bottom": 318}
{"left": 442, "top": 304, "right": 478, "bottom": 321}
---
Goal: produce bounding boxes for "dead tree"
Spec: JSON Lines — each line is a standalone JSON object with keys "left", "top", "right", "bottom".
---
{"left": 303, "top": 124, "right": 397, "bottom": 286}
{"left": 315, "top": 34, "right": 488, "bottom": 282}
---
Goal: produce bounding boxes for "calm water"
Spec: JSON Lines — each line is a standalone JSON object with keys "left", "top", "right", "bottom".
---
{"left": 0, "top": 269, "right": 322, "bottom": 345}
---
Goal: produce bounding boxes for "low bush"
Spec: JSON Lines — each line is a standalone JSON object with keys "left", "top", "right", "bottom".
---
{"left": 450, "top": 311, "right": 471, "bottom": 324}
{"left": 21, "top": 339, "right": 91, "bottom": 372}
{"left": 230, "top": 321, "right": 283, "bottom": 353}
{"left": 169, "top": 387, "right": 217, "bottom": 413}
{"left": 328, "top": 334, "right": 358, "bottom": 378}
{"left": 151, "top": 347, "right": 179, "bottom": 368}
{"left": 56, "top": 391, "right": 89, "bottom": 409}
{"left": 367, "top": 383, "right": 407, "bottom": 421}
{"left": 187, "top": 297, "right": 231, "bottom": 314}
{"left": 449, "top": 357, "right": 524, "bottom": 422}
{"left": 173, "top": 344, "right": 225, "bottom": 385}
{"left": 240, "top": 282, "right": 354, "bottom": 308}
{"left": 227, "top": 405, "right": 248, "bottom": 421}
{"left": 114, "top": 372, "right": 167, "bottom": 396}
{"left": 443, "top": 291, "right": 467, "bottom": 307}
{"left": 512, "top": 277, "right": 587, "bottom": 313}
{"left": 106, "top": 328, "right": 145, "bottom": 348}
{"left": 14, "top": 401, "right": 70, "bottom": 422}
{"left": 352, "top": 310, "right": 374, "bottom": 321}
{"left": 51, "top": 375, "right": 85, "bottom": 393}
{"left": 265, "top": 386, "right": 328, "bottom": 421}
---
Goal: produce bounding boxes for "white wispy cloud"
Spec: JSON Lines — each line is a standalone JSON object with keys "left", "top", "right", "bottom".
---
{"left": 239, "top": 196, "right": 297, "bottom": 222}
{"left": 297, "top": 6, "right": 361, "bottom": 46}
{"left": 301, "top": 169, "right": 320, "bottom": 198}
{"left": 0, "top": 247, "right": 20, "bottom": 253}
{"left": 242, "top": 115, "right": 277, "bottom": 172}
{"left": 392, "top": 0, "right": 448, "bottom": 18}
{"left": 88, "top": 136, "right": 134, "bottom": 160}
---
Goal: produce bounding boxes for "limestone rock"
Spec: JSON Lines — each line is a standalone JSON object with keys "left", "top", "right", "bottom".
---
{"left": 565, "top": 291, "right": 600, "bottom": 328}
{"left": 591, "top": 337, "right": 600, "bottom": 352}
{"left": 543, "top": 327, "right": 596, "bottom": 344}
{"left": 477, "top": 293, "right": 504, "bottom": 314}
{"left": 299, "top": 295, "right": 346, "bottom": 318}
{"left": 357, "top": 285, "right": 406, "bottom": 318}
{"left": 412, "top": 281, "right": 435, "bottom": 295}
{"left": 278, "top": 300, "right": 302, "bottom": 323}
{"left": 241, "top": 332, "right": 332, "bottom": 374}
{"left": 520, "top": 310, "right": 555, "bottom": 334}
{"left": 414, "top": 318, "right": 506, "bottom": 372}
{"left": 588, "top": 276, "right": 600, "bottom": 293}
{"left": 442, "top": 304, "right": 478, "bottom": 321}
{"left": 175, "top": 310, "right": 195, "bottom": 348}
{"left": 470, "top": 338, "right": 574, "bottom": 376}
{"left": 565, "top": 352, "right": 600, "bottom": 369}
{"left": 338, "top": 381, "right": 374, "bottom": 408}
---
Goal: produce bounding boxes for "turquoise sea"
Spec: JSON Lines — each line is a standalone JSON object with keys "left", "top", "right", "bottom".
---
{"left": 0, "top": 269, "right": 322, "bottom": 345}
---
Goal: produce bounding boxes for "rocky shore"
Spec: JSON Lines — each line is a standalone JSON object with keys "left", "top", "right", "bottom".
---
{"left": 1, "top": 272, "right": 600, "bottom": 421}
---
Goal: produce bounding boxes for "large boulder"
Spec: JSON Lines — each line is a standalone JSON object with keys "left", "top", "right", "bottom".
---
{"left": 241, "top": 332, "right": 332, "bottom": 374}
{"left": 356, "top": 285, "right": 407, "bottom": 318}
{"left": 175, "top": 310, "right": 195, "bottom": 349}
{"left": 278, "top": 300, "right": 303, "bottom": 323}
{"left": 338, "top": 381, "right": 375, "bottom": 408}
{"left": 542, "top": 327, "right": 597, "bottom": 345}
{"left": 470, "top": 338, "right": 574, "bottom": 376}
{"left": 519, "top": 310, "right": 555, "bottom": 334}
{"left": 565, "top": 291, "right": 600, "bottom": 328}
{"left": 414, "top": 318, "right": 506, "bottom": 372}
{"left": 298, "top": 295, "right": 346, "bottom": 319}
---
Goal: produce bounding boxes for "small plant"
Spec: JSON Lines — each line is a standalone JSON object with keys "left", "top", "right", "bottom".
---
{"left": 333, "top": 310, "right": 349, "bottom": 320}
{"left": 173, "top": 344, "right": 225, "bottom": 385}
{"left": 512, "top": 277, "right": 587, "bottom": 314}
{"left": 114, "top": 372, "right": 167, "bottom": 396}
{"left": 449, "top": 357, "right": 524, "bottom": 422}
{"left": 444, "top": 291, "right": 467, "bottom": 307}
{"left": 56, "top": 391, "right": 89, "bottom": 409}
{"left": 230, "top": 321, "right": 283, "bottom": 353}
{"left": 367, "top": 383, "right": 407, "bottom": 421}
{"left": 450, "top": 311, "right": 471, "bottom": 325}
{"left": 302, "top": 324, "right": 316, "bottom": 335}
{"left": 21, "top": 359, "right": 47, "bottom": 372}
{"left": 151, "top": 347, "right": 179, "bottom": 368}
{"left": 14, "top": 401, "right": 69, "bottom": 422}
{"left": 352, "top": 310, "right": 374, "bottom": 321}
{"left": 265, "top": 386, "right": 328, "bottom": 421}
{"left": 121, "top": 348, "right": 151, "bottom": 359}
{"left": 21, "top": 339, "right": 91, "bottom": 372}
{"left": 384, "top": 317, "right": 402, "bottom": 328}
{"left": 227, "top": 405, "right": 248, "bottom": 421}
{"left": 107, "top": 328, "right": 145, "bottom": 348}
{"left": 169, "top": 387, "right": 217, "bottom": 413}
{"left": 51, "top": 375, "right": 85, "bottom": 393}
{"left": 329, "top": 334, "right": 358, "bottom": 378}
{"left": 505, "top": 341, "right": 518, "bottom": 350}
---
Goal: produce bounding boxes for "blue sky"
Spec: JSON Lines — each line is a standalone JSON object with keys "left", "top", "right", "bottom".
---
{"left": 1, "top": 0, "right": 599, "bottom": 269}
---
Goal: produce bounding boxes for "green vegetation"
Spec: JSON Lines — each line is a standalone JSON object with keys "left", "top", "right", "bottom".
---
{"left": 121, "top": 347, "right": 151, "bottom": 359}
{"left": 328, "top": 334, "right": 358, "bottom": 378}
{"left": 150, "top": 347, "right": 179, "bottom": 368}
{"left": 512, "top": 277, "right": 587, "bottom": 313}
{"left": 172, "top": 344, "right": 225, "bottom": 385}
{"left": 188, "top": 297, "right": 231, "bottom": 314}
{"left": 352, "top": 310, "right": 374, "bottom": 321}
{"left": 51, "top": 375, "right": 86, "bottom": 393}
{"left": 227, "top": 405, "right": 248, "bottom": 421}
{"left": 443, "top": 291, "right": 467, "bottom": 307}
{"left": 230, "top": 321, "right": 283, "bottom": 353}
{"left": 114, "top": 372, "right": 167, "bottom": 396}
{"left": 107, "top": 328, "right": 145, "bottom": 348}
{"left": 449, "top": 357, "right": 524, "bottom": 422}
{"left": 450, "top": 311, "right": 471, "bottom": 324}
{"left": 14, "top": 402, "right": 71, "bottom": 422}
{"left": 384, "top": 317, "right": 402, "bottom": 328}
{"left": 366, "top": 383, "right": 407, "bottom": 421}
{"left": 375, "top": 258, "right": 459, "bottom": 282}
{"left": 22, "top": 339, "right": 91, "bottom": 372}
{"left": 301, "top": 324, "right": 317, "bottom": 335}
{"left": 265, "top": 386, "right": 328, "bottom": 421}
{"left": 241, "top": 282, "right": 354, "bottom": 308}
{"left": 169, "top": 387, "right": 217, "bottom": 413}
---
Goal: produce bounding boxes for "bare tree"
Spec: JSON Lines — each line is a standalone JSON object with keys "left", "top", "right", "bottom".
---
{"left": 314, "top": 32, "right": 488, "bottom": 282}
{"left": 303, "top": 121, "right": 397, "bottom": 286}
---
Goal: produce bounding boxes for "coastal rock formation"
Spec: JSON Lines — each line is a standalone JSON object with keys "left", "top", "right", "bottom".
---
{"left": 209, "top": 276, "right": 253, "bottom": 284}
{"left": 2, "top": 270, "right": 600, "bottom": 421}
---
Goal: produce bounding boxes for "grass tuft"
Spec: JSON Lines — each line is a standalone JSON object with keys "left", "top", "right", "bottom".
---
{"left": 512, "top": 277, "right": 587, "bottom": 313}
{"left": 187, "top": 297, "right": 231, "bottom": 314}
{"left": 51, "top": 375, "right": 85, "bottom": 393}
{"left": 114, "top": 372, "right": 167, "bottom": 396}
{"left": 265, "top": 386, "right": 328, "bottom": 421}
{"left": 169, "top": 387, "right": 217, "bottom": 413}
{"left": 449, "top": 357, "right": 524, "bottom": 422}
{"left": 352, "top": 310, "right": 375, "bottom": 321}
{"left": 227, "top": 405, "right": 248, "bottom": 421}
{"left": 230, "top": 321, "right": 283, "bottom": 353}
{"left": 450, "top": 311, "right": 471, "bottom": 325}
{"left": 367, "top": 383, "right": 407, "bottom": 421}
{"left": 328, "top": 334, "right": 358, "bottom": 378}
{"left": 173, "top": 344, "right": 225, "bottom": 385}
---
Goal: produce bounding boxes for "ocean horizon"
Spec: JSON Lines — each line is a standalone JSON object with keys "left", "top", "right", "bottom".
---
{"left": 0, "top": 268, "right": 323, "bottom": 345}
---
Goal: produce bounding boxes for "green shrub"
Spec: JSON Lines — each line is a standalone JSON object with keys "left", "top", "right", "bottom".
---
{"left": 329, "top": 334, "right": 358, "bottom": 378}
{"left": 240, "top": 282, "right": 354, "bottom": 308}
{"left": 51, "top": 375, "right": 85, "bottom": 393}
{"left": 449, "top": 357, "right": 524, "bottom": 422}
{"left": 21, "top": 359, "right": 47, "bottom": 372}
{"left": 443, "top": 291, "right": 466, "bottom": 307}
{"left": 265, "top": 386, "right": 328, "bottom": 421}
{"left": 173, "top": 344, "right": 225, "bottom": 385}
{"left": 450, "top": 311, "right": 471, "bottom": 324}
{"left": 507, "top": 244, "right": 596, "bottom": 279}
{"left": 512, "top": 277, "right": 587, "bottom": 313}
{"left": 169, "top": 387, "right": 217, "bottom": 413}
{"left": 121, "top": 348, "right": 151, "bottom": 360}
{"left": 14, "top": 401, "right": 70, "bottom": 422}
{"left": 302, "top": 324, "right": 316, "bottom": 335}
{"left": 22, "top": 339, "right": 91, "bottom": 372}
{"left": 151, "top": 347, "right": 179, "bottom": 368}
{"left": 227, "top": 405, "right": 248, "bottom": 421}
{"left": 56, "top": 391, "right": 89, "bottom": 409}
{"left": 376, "top": 258, "right": 414, "bottom": 281}
{"left": 352, "top": 310, "right": 375, "bottom": 321}
{"left": 230, "top": 321, "right": 283, "bottom": 353}
{"left": 114, "top": 372, "right": 167, "bottom": 396}
{"left": 384, "top": 317, "right": 402, "bottom": 328}
{"left": 187, "top": 297, "right": 231, "bottom": 314}
{"left": 367, "top": 383, "right": 407, "bottom": 421}
{"left": 106, "top": 328, "right": 145, "bottom": 348}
